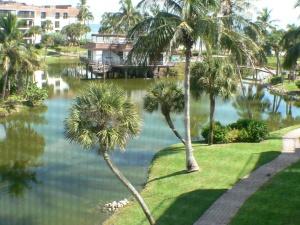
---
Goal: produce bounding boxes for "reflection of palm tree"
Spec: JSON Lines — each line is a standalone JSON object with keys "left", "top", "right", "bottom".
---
{"left": 0, "top": 160, "right": 38, "bottom": 197}
{"left": 0, "top": 107, "right": 46, "bottom": 197}
{"left": 233, "top": 85, "right": 271, "bottom": 120}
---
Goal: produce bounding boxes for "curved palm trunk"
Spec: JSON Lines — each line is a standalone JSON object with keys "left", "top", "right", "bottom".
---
{"left": 208, "top": 93, "right": 215, "bottom": 145}
{"left": 102, "top": 151, "right": 155, "bottom": 225}
{"left": 164, "top": 112, "right": 186, "bottom": 145}
{"left": 184, "top": 45, "right": 199, "bottom": 172}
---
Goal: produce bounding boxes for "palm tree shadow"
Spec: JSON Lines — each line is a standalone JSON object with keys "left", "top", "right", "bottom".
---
{"left": 147, "top": 170, "right": 186, "bottom": 183}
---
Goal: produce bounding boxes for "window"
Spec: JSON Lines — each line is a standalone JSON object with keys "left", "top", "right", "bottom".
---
{"left": 55, "top": 21, "right": 60, "bottom": 28}
{"left": 55, "top": 12, "right": 60, "bottom": 19}
{"left": 41, "top": 12, "right": 46, "bottom": 19}
{"left": 63, "top": 13, "right": 68, "bottom": 19}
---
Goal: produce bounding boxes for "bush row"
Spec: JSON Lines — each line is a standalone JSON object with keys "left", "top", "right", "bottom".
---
{"left": 201, "top": 119, "right": 269, "bottom": 144}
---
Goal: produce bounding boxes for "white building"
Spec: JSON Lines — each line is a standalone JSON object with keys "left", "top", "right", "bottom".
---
{"left": 0, "top": 1, "right": 79, "bottom": 44}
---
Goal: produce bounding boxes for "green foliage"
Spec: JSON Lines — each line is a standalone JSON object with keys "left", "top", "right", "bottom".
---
{"left": 295, "top": 80, "right": 300, "bottom": 88}
{"left": 202, "top": 119, "right": 269, "bottom": 144}
{"left": 230, "top": 119, "right": 269, "bottom": 142}
{"left": 0, "top": 106, "right": 8, "bottom": 117}
{"left": 165, "top": 68, "right": 178, "bottom": 77}
{"left": 62, "top": 23, "right": 90, "bottom": 46}
{"left": 201, "top": 122, "right": 228, "bottom": 144}
{"left": 65, "top": 83, "right": 141, "bottom": 150}
{"left": 24, "top": 83, "right": 48, "bottom": 106}
{"left": 270, "top": 76, "right": 283, "bottom": 85}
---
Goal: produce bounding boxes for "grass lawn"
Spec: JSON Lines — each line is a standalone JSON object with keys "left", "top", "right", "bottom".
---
{"left": 104, "top": 126, "right": 300, "bottom": 225}
{"left": 230, "top": 158, "right": 300, "bottom": 225}
{"left": 282, "top": 81, "right": 299, "bottom": 92}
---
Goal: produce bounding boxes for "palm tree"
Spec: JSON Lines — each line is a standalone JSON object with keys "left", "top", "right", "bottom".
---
{"left": 65, "top": 83, "right": 155, "bottom": 225}
{"left": 41, "top": 20, "right": 53, "bottom": 33}
{"left": 27, "top": 25, "right": 42, "bottom": 44}
{"left": 267, "top": 28, "right": 284, "bottom": 76}
{"left": 144, "top": 81, "right": 185, "bottom": 144}
{"left": 77, "top": 0, "right": 94, "bottom": 25}
{"left": 99, "top": 0, "right": 142, "bottom": 34}
{"left": 0, "top": 14, "right": 23, "bottom": 100}
{"left": 191, "top": 58, "right": 238, "bottom": 145}
{"left": 280, "top": 24, "right": 300, "bottom": 80}
{"left": 128, "top": 0, "right": 219, "bottom": 172}
{"left": 129, "top": 0, "right": 260, "bottom": 171}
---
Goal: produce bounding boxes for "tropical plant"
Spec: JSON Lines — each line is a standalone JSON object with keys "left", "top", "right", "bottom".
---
{"left": 26, "top": 25, "right": 42, "bottom": 44}
{"left": 62, "top": 23, "right": 90, "bottom": 46}
{"left": 41, "top": 20, "right": 53, "bottom": 33}
{"left": 0, "top": 14, "right": 23, "bottom": 100}
{"left": 191, "top": 57, "right": 238, "bottom": 145}
{"left": 64, "top": 83, "right": 155, "bottom": 225}
{"left": 99, "top": 0, "right": 142, "bottom": 34}
{"left": 144, "top": 81, "right": 185, "bottom": 144}
{"left": 281, "top": 26, "right": 300, "bottom": 80}
{"left": 267, "top": 28, "right": 284, "bottom": 76}
{"left": 77, "top": 0, "right": 94, "bottom": 25}
{"left": 24, "top": 83, "right": 48, "bottom": 106}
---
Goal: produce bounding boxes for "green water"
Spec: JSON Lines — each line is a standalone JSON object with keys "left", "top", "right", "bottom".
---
{"left": 1, "top": 61, "right": 300, "bottom": 225}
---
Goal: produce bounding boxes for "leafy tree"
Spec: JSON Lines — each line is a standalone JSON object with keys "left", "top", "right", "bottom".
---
{"left": 144, "top": 81, "right": 185, "bottom": 144}
{"left": 191, "top": 58, "right": 238, "bottom": 145}
{"left": 77, "top": 0, "right": 94, "bottom": 25}
{"left": 65, "top": 83, "right": 155, "bottom": 225}
{"left": 62, "top": 23, "right": 90, "bottom": 46}
{"left": 99, "top": 0, "right": 142, "bottom": 34}
{"left": 267, "top": 28, "right": 284, "bottom": 76}
{"left": 0, "top": 14, "right": 23, "bottom": 100}
{"left": 41, "top": 20, "right": 53, "bottom": 33}
{"left": 26, "top": 25, "right": 42, "bottom": 44}
{"left": 281, "top": 26, "right": 300, "bottom": 80}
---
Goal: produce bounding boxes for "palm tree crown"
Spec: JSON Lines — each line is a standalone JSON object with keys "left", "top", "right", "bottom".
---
{"left": 144, "top": 81, "right": 185, "bottom": 144}
{"left": 65, "top": 83, "right": 140, "bottom": 150}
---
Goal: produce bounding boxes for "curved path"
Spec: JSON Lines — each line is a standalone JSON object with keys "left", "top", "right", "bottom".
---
{"left": 193, "top": 128, "right": 300, "bottom": 225}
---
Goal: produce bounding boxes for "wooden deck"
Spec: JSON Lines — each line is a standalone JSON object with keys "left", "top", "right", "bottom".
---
{"left": 80, "top": 57, "right": 175, "bottom": 79}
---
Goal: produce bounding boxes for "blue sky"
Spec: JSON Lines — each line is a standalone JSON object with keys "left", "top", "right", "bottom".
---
{"left": 19, "top": 0, "right": 300, "bottom": 28}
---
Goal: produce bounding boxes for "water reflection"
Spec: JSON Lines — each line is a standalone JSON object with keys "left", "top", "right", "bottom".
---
{"left": 0, "top": 107, "right": 46, "bottom": 197}
{"left": 233, "top": 85, "right": 271, "bottom": 120}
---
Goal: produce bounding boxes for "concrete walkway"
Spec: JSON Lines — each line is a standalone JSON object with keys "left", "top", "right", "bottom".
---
{"left": 194, "top": 128, "right": 300, "bottom": 225}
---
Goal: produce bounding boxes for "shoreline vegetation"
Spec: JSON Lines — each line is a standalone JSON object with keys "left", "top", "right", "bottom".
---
{"left": 104, "top": 125, "right": 300, "bottom": 225}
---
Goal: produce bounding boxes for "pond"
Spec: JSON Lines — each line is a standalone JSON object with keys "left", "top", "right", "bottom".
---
{"left": 1, "top": 60, "right": 300, "bottom": 225}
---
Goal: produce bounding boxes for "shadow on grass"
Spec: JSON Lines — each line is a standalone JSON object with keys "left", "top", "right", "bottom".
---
{"left": 0, "top": 216, "right": 34, "bottom": 225}
{"left": 154, "top": 189, "right": 226, "bottom": 225}
{"left": 148, "top": 170, "right": 186, "bottom": 183}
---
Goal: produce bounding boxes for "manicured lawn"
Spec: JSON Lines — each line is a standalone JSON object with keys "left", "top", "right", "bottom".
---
{"left": 230, "top": 158, "right": 300, "bottom": 225}
{"left": 267, "top": 56, "right": 283, "bottom": 69}
{"left": 282, "top": 81, "right": 299, "bottom": 92}
{"left": 104, "top": 126, "right": 300, "bottom": 225}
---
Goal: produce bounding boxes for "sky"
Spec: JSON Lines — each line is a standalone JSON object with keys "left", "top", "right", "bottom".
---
{"left": 16, "top": 0, "right": 300, "bottom": 28}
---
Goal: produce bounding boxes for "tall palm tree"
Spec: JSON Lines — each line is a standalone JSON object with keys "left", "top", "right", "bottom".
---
{"left": 65, "top": 83, "right": 155, "bottom": 225}
{"left": 99, "top": 0, "right": 142, "bottom": 34}
{"left": 0, "top": 14, "right": 23, "bottom": 100}
{"left": 77, "top": 0, "right": 94, "bottom": 25}
{"left": 128, "top": 0, "right": 219, "bottom": 172}
{"left": 191, "top": 58, "right": 238, "bottom": 145}
{"left": 144, "top": 81, "right": 185, "bottom": 144}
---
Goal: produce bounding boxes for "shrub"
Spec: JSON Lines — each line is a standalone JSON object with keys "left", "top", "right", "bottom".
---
{"left": 24, "top": 83, "right": 48, "bottom": 106}
{"left": 201, "top": 122, "right": 228, "bottom": 144}
{"left": 230, "top": 119, "right": 269, "bottom": 142}
{"left": 166, "top": 68, "right": 178, "bottom": 77}
{"left": 296, "top": 80, "right": 300, "bottom": 89}
{"left": 0, "top": 107, "right": 8, "bottom": 117}
{"left": 202, "top": 119, "right": 269, "bottom": 144}
{"left": 224, "top": 129, "right": 240, "bottom": 143}
{"left": 270, "top": 76, "right": 283, "bottom": 85}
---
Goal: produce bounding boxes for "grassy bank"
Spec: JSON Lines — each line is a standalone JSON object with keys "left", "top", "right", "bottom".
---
{"left": 104, "top": 126, "right": 300, "bottom": 225}
{"left": 230, "top": 157, "right": 300, "bottom": 225}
